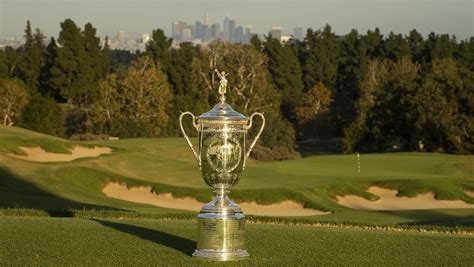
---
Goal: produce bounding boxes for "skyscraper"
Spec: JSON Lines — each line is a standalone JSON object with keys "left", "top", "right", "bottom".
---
{"left": 229, "top": 19, "right": 236, "bottom": 43}
{"left": 244, "top": 25, "right": 252, "bottom": 43}
{"left": 182, "top": 28, "right": 191, "bottom": 41}
{"left": 223, "top": 17, "right": 230, "bottom": 42}
{"left": 195, "top": 21, "right": 203, "bottom": 40}
{"left": 271, "top": 26, "right": 283, "bottom": 41}
{"left": 293, "top": 27, "right": 304, "bottom": 41}
{"left": 235, "top": 26, "right": 244, "bottom": 43}
{"left": 178, "top": 21, "right": 187, "bottom": 40}
{"left": 117, "top": 30, "right": 126, "bottom": 49}
{"left": 203, "top": 24, "right": 211, "bottom": 42}
{"left": 172, "top": 22, "right": 180, "bottom": 40}
{"left": 211, "top": 23, "right": 221, "bottom": 40}
{"left": 203, "top": 14, "right": 210, "bottom": 26}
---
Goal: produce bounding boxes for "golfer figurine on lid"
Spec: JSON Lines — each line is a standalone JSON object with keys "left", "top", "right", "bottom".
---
{"left": 179, "top": 69, "right": 265, "bottom": 261}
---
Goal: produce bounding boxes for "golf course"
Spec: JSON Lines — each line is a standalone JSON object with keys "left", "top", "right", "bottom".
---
{"left": 1, "top": 125, "right": 473, "bottom": 265}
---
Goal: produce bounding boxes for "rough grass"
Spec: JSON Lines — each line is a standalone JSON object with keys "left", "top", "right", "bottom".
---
{"left": 0, "top": 216, "right": 473, "bottom": 266}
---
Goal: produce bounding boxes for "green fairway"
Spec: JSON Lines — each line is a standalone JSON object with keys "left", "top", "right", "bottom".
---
{"left": 0, "top": 125, "right": 473, "bottom": 226}
{"left": 0, "top": 216, "right": 473, "bottom": 266}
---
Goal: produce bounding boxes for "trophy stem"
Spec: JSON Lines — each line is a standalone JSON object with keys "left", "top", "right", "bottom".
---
{"left": 213, "top": 187, "right": 229, "bottom": 196}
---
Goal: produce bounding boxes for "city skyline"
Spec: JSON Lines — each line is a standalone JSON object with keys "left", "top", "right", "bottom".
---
{"left": 170, "top": 15, "right": 303, "bottom": 45}
{"left": 0, "top": 0, "right": 472, "bottom": 41}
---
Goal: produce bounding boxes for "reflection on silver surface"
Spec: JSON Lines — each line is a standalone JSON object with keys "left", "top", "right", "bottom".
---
{"left": 179, "top": 70, "right": 265, "bottom": 261}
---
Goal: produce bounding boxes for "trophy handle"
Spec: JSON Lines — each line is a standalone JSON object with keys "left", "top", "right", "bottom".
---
{"left": 244, "top": 112, "right": 265, "bottom": 168}
{"left": 179, "top": 111, "right": 200, "bottom": 166}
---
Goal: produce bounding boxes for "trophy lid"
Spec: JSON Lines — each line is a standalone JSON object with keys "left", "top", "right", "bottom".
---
{"left": 198, "top": 102, "right": 248, "bottom": 122}
{"left": 197, "top": 69, "right": 248, "bottom": 124}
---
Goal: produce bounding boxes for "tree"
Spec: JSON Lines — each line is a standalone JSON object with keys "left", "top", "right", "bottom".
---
{"left": 333, "top": 29, "right": 365, "bottom": 134}
{"left": 19, "top": 94, "right": 64, "bottom": 136}
{"left": 47, "top": 19, "right": 103, "bottom": 105}
{"left": 263, "top": 34, "right": 304, "bottom": 121}
{"left": 82, "top": 22, "right": 105, "bottom": 99}
{"left": 164, "top": 42, "right": 198, "bottom": 136}
{"left": 413, "top": 58, "right": 473, "bottom": 153}
{"left": 0, "top": 50, "right": 8, "bottom": 79}
{"left": 295, "top": 83, "right": 333, "bottom": 124}
{"left": 91, "top": 74, "right": 120, "bottom": 130}
{"left": 145, "top": 29, "right": 173, "bottom": 67}
{"left": 48, "top": 19, "right": 85, "bottom": 103}
{"left": 4, "top": 46, "right": 20, "bottom": 78}
{"left": 14, "top": 21, "right": 46, "bottom": 92}
{"left": 121, "top": 56, "right": 172, "bottom": 136}
{"left": 301, "top": 25, "right": 341, "bottom": 90}
{"left": 343, "top": 59, "right": 390, "bottom": 152}
{"left": 91, "top": 56, "right": 173, "bottom": 137}
{"left": 362, "top": 28, "right": 384, "bottom": 59}
{"left": 344, "top": 57, "right": 421, "bottom": 152}
{"left": 422, "top": 33, "right": 457, "bottom": 63}
{"left": 250, "top": 35, "right": 262, "bottom": 51}
{"left": 40, "top": 37, "right": 60, "bottom": 98}
{"left": 0, "top": 79, "right": 28, "bottom": 126}
{"left": 145, "top": 29, "right": 180, "bottom": 93}
{"left": 407, "top": 29, "right": 424, "bottom": 62}
{"left": 383, "top": 32, "right": 411, "bottom": 61}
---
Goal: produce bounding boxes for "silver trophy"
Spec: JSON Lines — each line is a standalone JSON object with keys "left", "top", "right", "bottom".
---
{"left": 179, "top": 69, "right": 265, "bottom": 261}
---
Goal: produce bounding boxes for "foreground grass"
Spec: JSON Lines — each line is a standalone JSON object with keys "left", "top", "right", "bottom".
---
{"left": 0, "top": 216, "right": 473, "bottom": 266}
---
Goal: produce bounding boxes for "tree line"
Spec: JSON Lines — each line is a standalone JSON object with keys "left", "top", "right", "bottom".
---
{"left": 0, "top": 19, "right": 472, "bottom": 159}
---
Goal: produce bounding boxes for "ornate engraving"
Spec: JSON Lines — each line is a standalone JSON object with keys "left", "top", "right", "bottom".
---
{"left": 205, "top": 134, "right": 242, "bottom": 173}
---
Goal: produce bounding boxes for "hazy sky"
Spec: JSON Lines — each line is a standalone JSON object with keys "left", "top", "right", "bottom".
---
{"left": 0, "top": 0, "right": 472, "bottom": 40}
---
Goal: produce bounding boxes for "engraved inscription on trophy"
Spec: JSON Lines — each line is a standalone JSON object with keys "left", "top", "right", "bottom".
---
{"left": 206, "top": 134, "right": 242, "bottom": 173}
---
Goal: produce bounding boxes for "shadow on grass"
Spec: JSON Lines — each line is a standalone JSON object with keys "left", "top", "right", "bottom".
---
{"left": 383, "top": 209, "right": 474, "bottom": 228}
{"left": 91, "top": 219, "right": 196, "bottom": 256}
{"left": 0, "top": 166, "right": 118, "bottom": 216}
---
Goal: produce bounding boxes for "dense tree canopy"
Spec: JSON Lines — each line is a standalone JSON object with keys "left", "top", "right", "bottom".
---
{"left": 19, "top": 94, "right": 63, "bottom": 136}
{"left": 14, "top": 21, "right": 46, "bottom": 93}
{"left": 263, "top": 34, "right": 304, "bottom": 121}
{"left": 91, "top": 56, "right": 173, "bottom": 138}
{"left": 2, "top": 18, "right": 473, "bottom": 156}
{"left": 47, "top": 19, "right": 105, "bottom": 105}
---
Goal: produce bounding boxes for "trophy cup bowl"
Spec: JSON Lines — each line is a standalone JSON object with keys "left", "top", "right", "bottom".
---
{"left": 179, "top": 71, "right": 265, "bottom": 261}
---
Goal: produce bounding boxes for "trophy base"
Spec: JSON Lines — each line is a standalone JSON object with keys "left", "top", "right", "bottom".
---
{"left": 193, "top": 194, "right": 249, "bottom": 261}
{"left": 193, "top": 249, "right": 249, "bottom": 261}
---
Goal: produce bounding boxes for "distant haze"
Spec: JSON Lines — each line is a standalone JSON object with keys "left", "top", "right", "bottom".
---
{"left": 0, "top": 0, "right": 472, "bottom": 40}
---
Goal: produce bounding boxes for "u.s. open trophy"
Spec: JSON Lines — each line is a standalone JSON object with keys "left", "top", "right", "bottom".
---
{"left": 179, "top": 70, "right": 265, "bottom": 261}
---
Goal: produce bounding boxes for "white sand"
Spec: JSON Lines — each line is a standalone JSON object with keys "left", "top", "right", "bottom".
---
{"left": 337, "top": 186, "right": 474, "bottom": 211}
{"left": 10, "top": 146, "right": 112, "bottom": 162}
{"left": 102, "top": 182, "right": 329, "bottom": 217}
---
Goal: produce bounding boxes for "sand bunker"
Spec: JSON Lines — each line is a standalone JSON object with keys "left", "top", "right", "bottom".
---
{"left": 10, "top": 146, "right": 112, "bottom": 162}
{"left": 465, "top": 190, "right": 474, "bottom": 198}
{"left": 337, "top": 186, "right": 474, "bottom": 211}
{"left": 102, "top": 182, "right": 329, "bottom": 216}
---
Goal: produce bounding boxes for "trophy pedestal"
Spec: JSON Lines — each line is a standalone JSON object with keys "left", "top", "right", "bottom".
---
{"left": 193, "top": 194, "right": 249, "bottom": 261}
